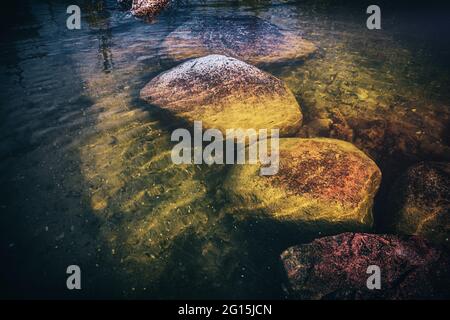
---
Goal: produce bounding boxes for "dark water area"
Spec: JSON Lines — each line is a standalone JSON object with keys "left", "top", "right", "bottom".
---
{"left": 0, "top": 0, "right": 450, "bottom": 299}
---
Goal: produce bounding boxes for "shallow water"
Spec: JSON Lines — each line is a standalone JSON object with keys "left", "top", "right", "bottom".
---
{"left": 1, "top": 0, "right": 449, "bottom": 298}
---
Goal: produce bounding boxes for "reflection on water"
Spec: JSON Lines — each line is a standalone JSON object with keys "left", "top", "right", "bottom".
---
{"left": 0, "top": 0, "right": 449, "bottom": 298}
{"left": 85, "top": 0, "right": 115, "bottom": 72}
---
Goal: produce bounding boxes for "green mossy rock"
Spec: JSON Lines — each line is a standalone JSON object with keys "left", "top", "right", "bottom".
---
{"left": 224, "top": 138, "right": 381, "bottom": 233}
{"left": 140, "top": 54, "right": 302, "bottom": 136}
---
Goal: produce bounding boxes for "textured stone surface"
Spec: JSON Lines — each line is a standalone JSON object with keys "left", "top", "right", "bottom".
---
{"left": 128, "top": 0, "right": 169, "bottom": 17}
{"left": 140, "top": 54, "right": 302, "bottom": 135}
{"left": 281, "top": 233, "right": 450, "bottom": 299}
{"left": 224, "top": 138, "right": 381, "bottom": 233}
{"left": 161, "top": 15, "right": 317, "bottom": 64}
{"left": 388, "top": 162, "right": 450, "bottom": 246}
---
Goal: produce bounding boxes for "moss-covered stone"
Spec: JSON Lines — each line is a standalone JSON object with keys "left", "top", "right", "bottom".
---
{"left": 161, "top": 15, "right": 317, "bottom": 64}
{"left": 388, "top": 162, "right": 450, "bottom": 246}
{"left": 224, "top": 138, "right": 381, "bottom": 233}
{"left": 140, "top": 54, "right": 302, "bottom": 136}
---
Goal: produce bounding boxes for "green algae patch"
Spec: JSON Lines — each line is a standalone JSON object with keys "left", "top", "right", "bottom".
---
{"left": 224, "top": 138, "right": 381, "bottom": 233}
{"left": 140, "top": 55, "right": 302, "bottom": 136}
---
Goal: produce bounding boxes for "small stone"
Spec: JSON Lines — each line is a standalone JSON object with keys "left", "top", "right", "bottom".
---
{"left": 55, "top": 233, "right": 65, "bottom": 241}
{"left": 356, "top": 88, "right": 369, "bottom": 100}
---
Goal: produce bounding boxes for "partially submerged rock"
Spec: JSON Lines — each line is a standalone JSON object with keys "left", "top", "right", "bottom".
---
{"left": 281, "top": 233, "right": 450, "bottom": 299}
{"left": 161, "top": 15, "right": 317, "bottom": 64}
{"left": 388, "top": 162, "right": 450, "bottom": 246}
{"left": 123, "top": 0, "right": 169, "bottom": 17}
{"left": 224, "top": 138, "right": 381, "bottom": 233}
{"left": 140, "top": 54, "right": 302, "bottom": 136}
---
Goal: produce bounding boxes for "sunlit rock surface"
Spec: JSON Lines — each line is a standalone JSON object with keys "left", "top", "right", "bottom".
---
{"left": 161, "top": 15, "right": 317, "bottom": 64}
{"left": 388, "top": 162, "right": 450, "bottom": 247}
{"left": 224, "top": 138, "right": 381, "bottom": 233}
{"left": 281, "top": 233, "right": 450, "bottom": 299}
{"left": 140, "top": 54, "right": 302, "bottom": 136}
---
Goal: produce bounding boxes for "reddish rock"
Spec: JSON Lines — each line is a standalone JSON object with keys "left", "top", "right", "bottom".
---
{"left": 329, "top": 111, "right": 354, "bottom": 141}
{"left": 281, "top": 233, "right": 450, "bottom": 299}
{"left": 130, "top": 0, "right": 169, "bottom": 17}
{"left": 225, "top": 138, "right": 380, "bottom": 232}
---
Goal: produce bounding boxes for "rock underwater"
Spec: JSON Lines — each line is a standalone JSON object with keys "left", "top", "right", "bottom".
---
{"left": 388, "top": 162, "right": 450, "bottom": 247}
{"left": 280, "top": 233, "right": 450, "bottom": 299}
{"left": 140, "top": 54, "right": 303, "bottom": 136}
{"left": 161, "top": 15, "right": 317, "bottom": 64}
{"left": 224, "top": 138, "right": 381, "bottom": 234}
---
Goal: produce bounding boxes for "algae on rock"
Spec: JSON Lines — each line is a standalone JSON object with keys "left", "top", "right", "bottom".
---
{"left": 224, "top": 138, "right": 381, "bottom": 234}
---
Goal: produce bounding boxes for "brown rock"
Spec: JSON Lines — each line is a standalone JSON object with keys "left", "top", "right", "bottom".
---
{"left": 329, "top": 110, "right": 354, "bottom": 141}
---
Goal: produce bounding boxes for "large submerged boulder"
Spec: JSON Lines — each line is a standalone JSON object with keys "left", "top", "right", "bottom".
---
{"left": 140, "top": 54, "right": 302, "bottom": 136}
{"left": 388, "top": 162, "right": 450, "bottom": 247}
{"left": 281, "top": 233, "right": 450, "bottom": 299}
{"left": 161, "top": 15, "right": 317, "bottom": 64}
{"left": 224, "top": 138, "right": 381, "bottom": 233}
